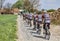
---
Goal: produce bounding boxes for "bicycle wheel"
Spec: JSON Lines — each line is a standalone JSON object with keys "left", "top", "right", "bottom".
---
{"left": 45, "top": 24, "right": 50, "bottom": 40}
{"left": 45, "top": 31, "right": 50, "bottom": 40}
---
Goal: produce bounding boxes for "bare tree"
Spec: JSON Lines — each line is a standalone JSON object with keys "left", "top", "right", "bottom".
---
{"left": 23, "top": 0, "right": 31, "bottom": 11}
{"left": 6, "top": 3, "right": 12, "bottom": 9}
{"left": 24, "top": 0, "right": 41, "bottom": 12}
{"left": 0, "top": 0, "right": 5, "bottom": 8}
{"left": 29, "top": 0, "right": 40, "bottom": 9}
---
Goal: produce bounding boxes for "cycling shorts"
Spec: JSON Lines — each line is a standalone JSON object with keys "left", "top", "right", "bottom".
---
{"left": 43, "top": 23, "right": 50, "bottom": 30}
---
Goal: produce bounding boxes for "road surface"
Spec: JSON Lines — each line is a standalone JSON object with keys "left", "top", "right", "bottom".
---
{"left": 17, "top": 15, "right": 60, "bottom": 41}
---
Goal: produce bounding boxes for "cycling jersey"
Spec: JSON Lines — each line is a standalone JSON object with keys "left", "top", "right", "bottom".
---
{"left": 38, "top": 14, "right": 42, "bottom": 22}
{"left": 25, "top": 14, "right": 27, "bottom": 17}
{"left": 27, "top": 14, "right": 30, "bottom": 19}
{"left": 29, "top": 14, "right": 32, "bottom": 19}
{"left": 33, "top": 14, "right": 38, "bottom": 21}
{"left": 44, "top": 14, "right": 50, "bottom": 23}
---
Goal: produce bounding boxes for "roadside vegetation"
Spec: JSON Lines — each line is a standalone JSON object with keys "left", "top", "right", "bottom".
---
{"left": 0, "top": 15, "right": 17, "bottom": 41}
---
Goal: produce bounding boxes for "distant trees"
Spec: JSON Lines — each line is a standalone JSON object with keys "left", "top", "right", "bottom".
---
{"left": 47, "top": 9, "right": 55, "bottom": 12}
{"left": 12, "top": 0, "right": 40, "bottom": 12}
{"left": 12, "top": 0, "right": 24, "bottom": 9}
{"left": 57, "top": 8, "right": 60, "bottom": 12}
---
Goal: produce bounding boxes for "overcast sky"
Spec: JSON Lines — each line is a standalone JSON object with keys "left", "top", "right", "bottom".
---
{"left": 4, "top": 0, "right": 60, "bottom": 10}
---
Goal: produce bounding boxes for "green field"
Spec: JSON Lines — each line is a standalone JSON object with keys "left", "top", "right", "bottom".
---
{"left": 0, "top": 15, "right": 17, "bottom": 41}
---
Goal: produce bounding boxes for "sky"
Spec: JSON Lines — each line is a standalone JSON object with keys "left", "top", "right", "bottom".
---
{"left": 3, "top": 0, "right": 60, "bottom": 10}
{"left": 3, "top": 0, "right": 18, "bottom": 6}
{"left": 41, "top": 0, "right": 60, "bottom": 10}
{"left": 4, "top": 0, "right": 17, "bottom": 4}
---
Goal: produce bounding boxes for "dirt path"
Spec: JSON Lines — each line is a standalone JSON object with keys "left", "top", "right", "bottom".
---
{"left": 17, "top": 15, "right": 60, "bottom": 41}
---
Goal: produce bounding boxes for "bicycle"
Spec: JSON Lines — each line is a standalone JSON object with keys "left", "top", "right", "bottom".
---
{"left": 44, "top": 23, "right": 51, "bottom": 40}
{"left": 36, "top": 22, "right": 42, "bottom": 34}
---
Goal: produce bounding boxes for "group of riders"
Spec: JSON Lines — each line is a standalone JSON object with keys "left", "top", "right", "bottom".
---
{"left": 20, "top": 10, "right": 51, "bottom": 40}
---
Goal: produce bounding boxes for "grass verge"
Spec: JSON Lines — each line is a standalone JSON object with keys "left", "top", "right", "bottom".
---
{"left": 0, "top": 15, "right": 17, "bottom": 41}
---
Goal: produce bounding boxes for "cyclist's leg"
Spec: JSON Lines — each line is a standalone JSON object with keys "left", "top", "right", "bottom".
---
{"left": 44, "top": 23, "right": 50, "bottom": 35}
{"left": 27, "top": 18, "right": 30, "bottom": 25}
{"left": 46, "top": 23, "right": 50, "bottom": 35}
{"left": 47, "top": 23, "right": 50, "bottom": 29}
{"left": 45, "top": 23, "right": 50, "bottom": 40}
{"left": 43, "top": 23, "right": 46, "bottom": 34}
{"left": 31, "top": 19, "right": 32, "bottom": 27}
{"left": 23, "top": 16, "right": 24, "bottom": 20}
{"left": 43, "top": 23, "right": 49, "bottom": 35}
{"left": 37, "top": 21, "right": 40, "bottom": 33}
{"left": 26, "top": 17, "right": 28, "bottom": 24}
{"left": 43, "top": 23, "right": 48, "bottom": 39}
{"left": 29, "top": 19, "right": 30, "bottom": 26}
{"left": 33, "top": 21, "right": 36, "bottom": 30}
{"left": 37, "top": 21, "right": 40, "bottom": 29}
{"left": 29, "top": 19, "right": 32, "bottom": 27}
{"left": 37, "top": 21, "right": 42, "bottom": 34}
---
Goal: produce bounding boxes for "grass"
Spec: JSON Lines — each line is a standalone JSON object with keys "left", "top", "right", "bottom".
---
{"left": 0, "top": 15, "right": 17, "bottom": 41}
{"left": 51, "top": 19, "right": 60, "bottom": 25}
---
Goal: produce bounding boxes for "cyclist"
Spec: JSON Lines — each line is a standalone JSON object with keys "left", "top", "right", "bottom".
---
{"left": 33, "top": 13, "right": 38, "bottom": 30}
{"left": 37, "top": 12, "right": 42, "bottom": 34}
{"left": 28, "top": 13, "right": 33, "bottom": 27}
{"left": 42, "top": 11, "right": 51, "bottom": 40}
{"left": 22, "top": 13, "right": 26, "bottom": 20}
{"left": 25, "top": 13, "right": 28, "bottom": 23}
